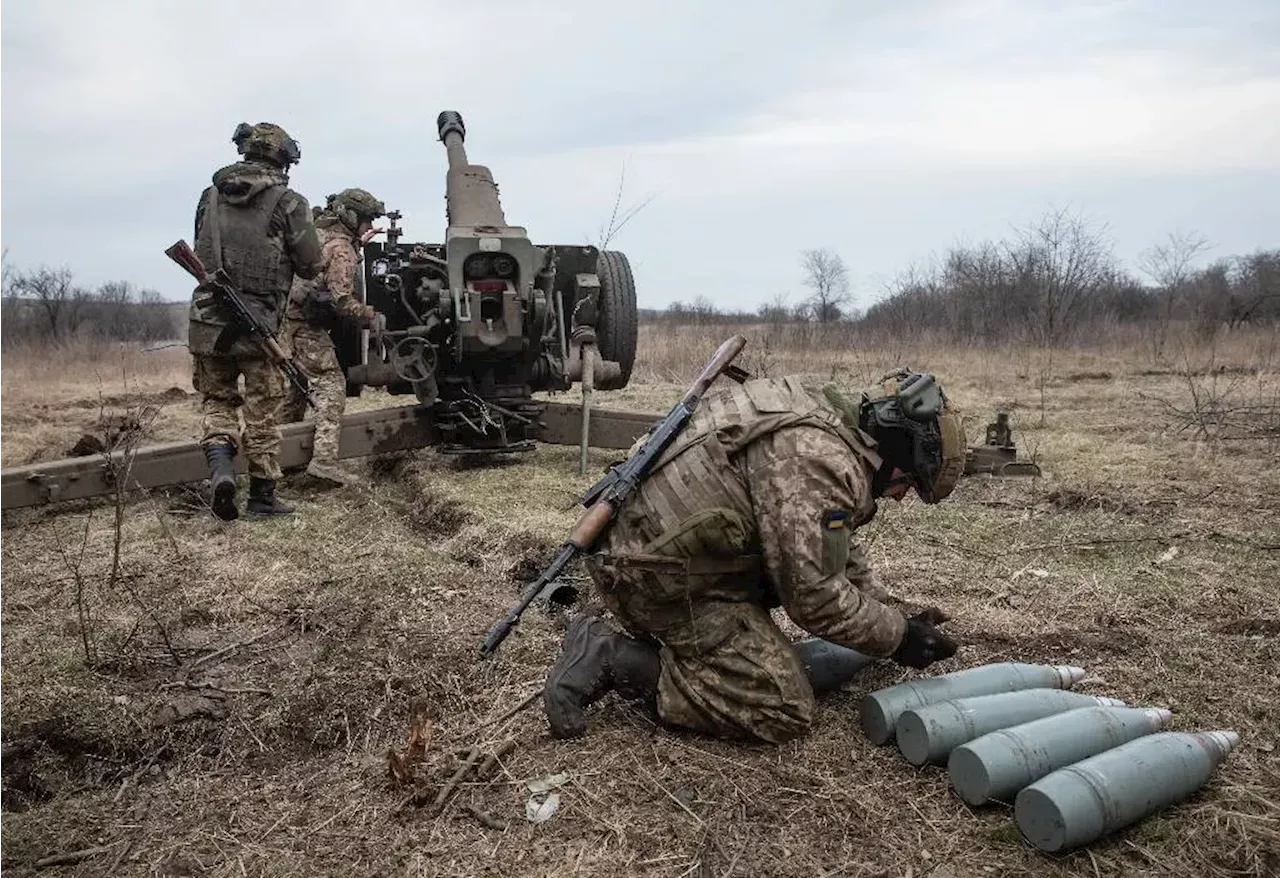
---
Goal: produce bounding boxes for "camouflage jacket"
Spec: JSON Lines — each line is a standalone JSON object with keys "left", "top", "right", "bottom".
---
{"left": 188, "top": 160, "right": 323, "bottom": 357}
{"left": 284, "top": 216, "right": 376, "bottom": 327}
{"left": 596, "top": 376, "right": 909, "bottom": 658}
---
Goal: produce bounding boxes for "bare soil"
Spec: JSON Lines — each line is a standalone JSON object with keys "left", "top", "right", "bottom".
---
{"left": 2, "top": 326, "right": 1278, "bottom": 877}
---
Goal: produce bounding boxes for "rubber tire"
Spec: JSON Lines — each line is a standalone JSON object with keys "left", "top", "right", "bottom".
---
{"left": 595, "top": 250, "right": 638, "bottom": 390}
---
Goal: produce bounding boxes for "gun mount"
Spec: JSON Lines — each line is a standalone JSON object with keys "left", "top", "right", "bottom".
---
{"left": 332, "top": 110, "right": 639, "bottom": 455}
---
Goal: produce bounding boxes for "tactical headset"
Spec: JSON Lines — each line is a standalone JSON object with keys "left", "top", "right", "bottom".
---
{"left": 824, "top": 370, "right": 965, "bottom": 504}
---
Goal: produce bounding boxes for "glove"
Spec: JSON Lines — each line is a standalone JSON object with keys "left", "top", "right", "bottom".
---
{"left": 891, "top": 610, "right": 959, "bottom": 669}
{"left": 367, "top": 310, "right": 387, "bottom": 333}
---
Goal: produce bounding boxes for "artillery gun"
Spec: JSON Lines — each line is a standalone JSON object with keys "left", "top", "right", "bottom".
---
{"left": 333, "top": 110, "right": 638, "bottom": 455}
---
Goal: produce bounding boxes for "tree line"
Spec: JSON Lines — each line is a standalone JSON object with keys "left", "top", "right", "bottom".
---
{"left": 647, "top": 208, "right": 1279, "bottom": 349}
{"left": 2, "top": 258, "right": 180, "bottom": 346}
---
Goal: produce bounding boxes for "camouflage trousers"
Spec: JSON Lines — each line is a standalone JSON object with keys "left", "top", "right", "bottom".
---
{"left": 279, "top": 320, "right": 347, "bottom": 463}
{"left": 588, "top": 561, "right": 816, "bottom": 744}
{"left": 192, "top": 353, "right": 287, "bottom": 480}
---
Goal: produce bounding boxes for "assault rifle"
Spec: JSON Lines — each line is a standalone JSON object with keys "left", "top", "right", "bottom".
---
{"left": 165, "top": 239, "right": 316, "bottom": 409}
{"left": 478, "top": 334, "right": 749, "bottom": 658}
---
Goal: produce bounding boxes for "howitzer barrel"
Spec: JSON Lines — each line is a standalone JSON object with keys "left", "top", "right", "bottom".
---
{"left": 437, "top": 111, "right": 469, "bottom": 169}
{"left": 436, "top": 110, "right": 507, "bottom": 228}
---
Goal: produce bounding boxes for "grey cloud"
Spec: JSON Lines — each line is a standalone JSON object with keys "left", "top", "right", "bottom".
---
{"left": 2, "top": 0, "right": 1277, "bottom": 311}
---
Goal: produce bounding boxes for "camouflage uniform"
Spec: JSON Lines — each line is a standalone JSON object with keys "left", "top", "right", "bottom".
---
{"left": 192, "top": 124, "right": 327, "bottom": 522}
{"left": 279, "top": 216, "right": 378, "bottom": 464}
{"left": 585, "top": 376, "right": 908, "bottom": 743}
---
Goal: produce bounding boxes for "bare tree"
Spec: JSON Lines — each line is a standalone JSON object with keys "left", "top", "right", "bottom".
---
{"left": 1006, "top": 207, "right": 1118, "bottom": 347}
{"left": 800, "top": 248, "right": 851, "bottom": 323}
{"left": 1139, "top": 229, "right": 1211, "bottom": 358}
{"left": 7, "top": 264, "right": 89, "bottom": 340}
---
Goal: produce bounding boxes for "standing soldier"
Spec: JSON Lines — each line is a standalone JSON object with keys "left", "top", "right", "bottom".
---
{"left": 542, "top": 369, "right": 966, "bottom": 744}
{"left": 278, "top": 189, "right": 388, "bottom": 485}
{"left": 189, "top": 122, "right": 324, "bottom": 521}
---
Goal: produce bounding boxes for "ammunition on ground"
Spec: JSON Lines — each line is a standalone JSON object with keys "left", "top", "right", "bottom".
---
{"left": 860, "top": 663, "right": 1086, "bottom": 745}
{"left": 948, "top": 706, "right": 1174, "bottom": 806}
{"left": 895, "top": 689, "right": 1128, "bottom": 767}
{"left": 1014, "top": 730, "right": 1240, "bottom": 853}
{"left": 794, "top": 639, "right": 875, "bottom": 692}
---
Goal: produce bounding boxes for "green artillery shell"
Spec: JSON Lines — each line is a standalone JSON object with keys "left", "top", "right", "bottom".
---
{"left": 896, "top": 689, "right": 1128, "bottom": 766}
{"left": 948, "top": 706, "right": 1173, "bottom": 806}
{"left": 860, "top": 663, "right": 1086, "bottom": 745}
{"left": 1014, "top": 730, "right": 1240, "bottom": 853}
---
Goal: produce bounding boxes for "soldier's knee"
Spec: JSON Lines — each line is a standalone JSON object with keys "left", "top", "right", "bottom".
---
{"left": 748, "top": 693, "right": 816, "bottom": 744}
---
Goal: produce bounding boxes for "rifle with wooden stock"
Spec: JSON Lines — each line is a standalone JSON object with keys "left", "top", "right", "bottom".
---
{"left": 478, "top": 334, "right": 749, "bottom": 658}
{"left": 164, "top": 239, "right": 316, "bottom": 409}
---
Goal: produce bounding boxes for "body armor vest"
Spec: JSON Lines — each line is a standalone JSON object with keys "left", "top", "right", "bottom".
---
{"left": 593, "top": 376, "right": 883, "bottom": 595}
{"left": 194, "top": 185, "right": 293, "bottom": 309}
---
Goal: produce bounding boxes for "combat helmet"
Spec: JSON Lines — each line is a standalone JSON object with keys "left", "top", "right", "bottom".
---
{"left": 823, "top": 369, "right": 965, "bottom": 504}
{"left": 232, "top": 122, "right": 301, "bottom": 168}
{"left": 325, "top": 188, "right": 386, "bottom": 233}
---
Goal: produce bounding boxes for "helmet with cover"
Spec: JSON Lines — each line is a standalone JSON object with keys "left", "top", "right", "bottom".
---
{"left": 325, "top": 188, "right": 386, "bottom": 233}
{"left": 232, "top": 122, "right": 301, "bottom": 168}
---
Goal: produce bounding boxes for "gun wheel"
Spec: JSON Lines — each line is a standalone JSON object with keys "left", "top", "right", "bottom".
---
{"left": 595, "top": 250, "right": 637, "bottom": 390}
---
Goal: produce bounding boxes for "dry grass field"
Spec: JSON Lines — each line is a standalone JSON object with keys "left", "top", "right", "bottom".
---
{"left": 2, "top": 323, "right": 1278, "bottom": 878}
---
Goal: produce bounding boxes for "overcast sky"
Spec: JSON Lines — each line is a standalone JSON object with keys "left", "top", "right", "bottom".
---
{"left": 2, "top": 0, "right": 1278, "bottom": 313}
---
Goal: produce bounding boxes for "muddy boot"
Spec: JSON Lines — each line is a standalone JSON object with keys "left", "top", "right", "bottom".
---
{"left": 204, "top": 443, "right": 239, "bottom": 521}
{"left": 305, "top": 458, "right": 352, "bottom": 486}
{"left": 544, "top": 616, "right": 661, "bottom": 739}
{"left": 793, "top": 638, "right": 875, "bottom": 693}
{"left": 246, "top": 477, "right": 295, "bottom": 516}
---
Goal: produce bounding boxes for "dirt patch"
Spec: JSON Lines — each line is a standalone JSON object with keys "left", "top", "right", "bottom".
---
{"left": 68, "top": 387, "right": 192, "bottom": 410}
{"left": 981, "top": 625, "right": 1152, "bottom": 659}
{"left": 1065, "top": 370, "right": 1114, "bottom": 381}
{"left": 1044, "top": 487, "right": 1141, "bottom": 515}
{"left": 1214, "top": 618, "right": 1280, "bottom": 637}
{"left": 406, "top": 490, "right": 473, "bottom": 535}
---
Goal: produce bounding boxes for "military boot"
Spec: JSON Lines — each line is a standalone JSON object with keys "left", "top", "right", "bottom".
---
{"left": 246, "top": 477, "right": 295, "bottom": 516}
{"left": 544, "top": 615, "right": 661, "bottom": 739}
{"left": 793, "top": 638, "right": 875, "bottom": 693}
{"left": 305, "top": 458, "right": 352, "bottom": 486}
{"left": 204, "top": 443, "right": 239, "bottom": 521}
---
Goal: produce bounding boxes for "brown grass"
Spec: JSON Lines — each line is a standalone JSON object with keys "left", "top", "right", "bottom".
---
{"left": 2, "top": 325, "right": 1278, "bottom": 877}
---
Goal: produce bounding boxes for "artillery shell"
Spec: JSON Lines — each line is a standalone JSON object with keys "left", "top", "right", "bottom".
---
{"left": 860, "top": 663, "right": 1086, "bottom": 745}
{"left": 1014, "top": 730, "right": 1239, "bottom": 852}
{"left": 896, "top": 689, "right": 1127, "bottom": 767}
{"left": 947, "top": 706, "right": 1174, "bottom": 805}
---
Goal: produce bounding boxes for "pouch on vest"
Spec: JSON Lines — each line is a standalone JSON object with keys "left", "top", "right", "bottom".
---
{"left": 603, "top": 507, "right": 762, "bottom": 604}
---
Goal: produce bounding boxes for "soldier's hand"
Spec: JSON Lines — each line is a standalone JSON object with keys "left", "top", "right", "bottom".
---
{"left": 369, "top": 312, "right": 387, "bottom": 334}
{"left": 891, "top": 611, "right": 959, "bottom": 670}
{"left": 360, "top": 227, "right": 386, "bottom": 246}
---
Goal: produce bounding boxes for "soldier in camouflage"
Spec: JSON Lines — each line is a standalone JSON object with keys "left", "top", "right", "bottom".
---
{"left": 189, "top": 122, "right": 323, "bottom": 521}
{"left": 279, "top": 189, "right": 388, "bottom": 484}
{"left": 543, "top": 369, "right": 967, "bottom": 744}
